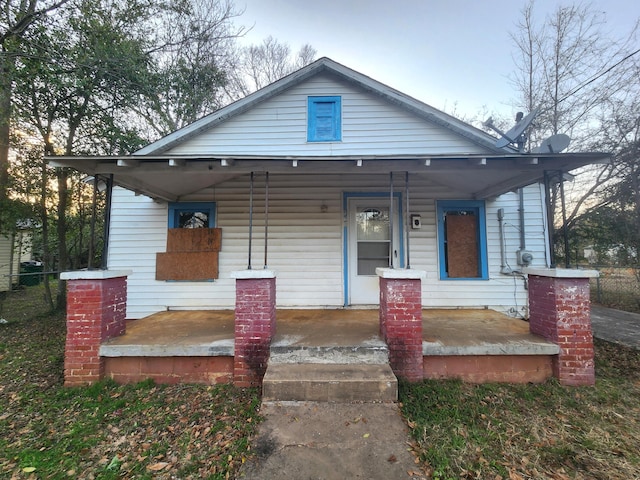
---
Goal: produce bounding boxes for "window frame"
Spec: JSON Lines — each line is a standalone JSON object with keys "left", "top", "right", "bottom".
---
{"left": 168, "top": 202, "right": 216, "bottom": 229}
{"left": 436, "top": 200, "right": 488, "bottom": 280}
{"left": 307, "top": 96, "right": 342, "bottom": 142}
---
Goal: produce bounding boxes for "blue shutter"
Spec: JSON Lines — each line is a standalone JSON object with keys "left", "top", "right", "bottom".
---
{"left": 308, "top": 96, "right": 341, "bottom": 142}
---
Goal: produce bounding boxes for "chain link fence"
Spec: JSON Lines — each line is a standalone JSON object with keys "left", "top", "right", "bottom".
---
{"left": 589, "top": 266, "right": 640, "bottom": 313}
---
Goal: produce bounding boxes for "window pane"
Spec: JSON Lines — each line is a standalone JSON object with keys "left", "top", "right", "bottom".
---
{"left": 178, "top": 211, "right": 209, "bottom": 228}
{"left": 357, "top": 241, "right": 389, "bottom": 275}
{"left": 356, "top": 207, "right": 390, "bottom": 241}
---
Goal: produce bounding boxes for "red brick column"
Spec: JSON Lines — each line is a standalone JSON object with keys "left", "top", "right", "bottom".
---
{"left": 231, "top": 270, "right": 276, "bottom": 388}
{"left": 377, "top": 268, "right": 425, "bottom": 382}
{"left": 525, "top": 268, "right": 598, "bottom": 386}
{"left": 61, "top": 270, "right": 130, "bottom": 387}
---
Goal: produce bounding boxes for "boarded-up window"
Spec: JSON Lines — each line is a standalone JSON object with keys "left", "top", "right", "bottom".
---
{"left": 437, "top": 201, "right": 488, "bottom": 280}
{"left": 156, "top": 228, "right": 221, "bottom": 281}
{"left": 445, "top": 213, "right": 478, "bottom": 278}
{"left": 157, "top": 202, "right": 220, "bottom": 281}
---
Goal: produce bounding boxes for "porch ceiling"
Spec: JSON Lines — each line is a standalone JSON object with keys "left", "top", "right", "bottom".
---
{"left": 49, "top": 152, "right": 610, "bottom": 202}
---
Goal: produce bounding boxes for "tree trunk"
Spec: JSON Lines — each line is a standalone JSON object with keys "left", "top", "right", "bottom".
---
{"left": 40, "top": 158, "right": 53, "bottom": 311}
{"left": 56, "top": 167, "right": 69, "bottom": 310}
{"left": 0, "top": 51, "right": 13, "bottom": 223}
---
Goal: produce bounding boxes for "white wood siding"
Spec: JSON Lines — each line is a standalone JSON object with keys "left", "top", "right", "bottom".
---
{"left": 109, "top": 177, "right": 547, "bottom": 319}
{"left": 165, "top": 74, "right": 490, "bottom": 157}
{"left": 0, "top": 232, "right": 27, "bottom": 292}
{"left": 0, "top": 235, "right": 12, "bottom": 292}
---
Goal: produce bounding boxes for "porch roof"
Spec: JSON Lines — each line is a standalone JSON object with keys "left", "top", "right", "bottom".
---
{"left": 48, "top": 151, "right": 610, "bottom": 202}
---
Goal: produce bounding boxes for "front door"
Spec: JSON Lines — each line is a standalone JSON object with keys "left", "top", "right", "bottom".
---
{"left": 347, "top": 196, "right": 401, "bottom": 305}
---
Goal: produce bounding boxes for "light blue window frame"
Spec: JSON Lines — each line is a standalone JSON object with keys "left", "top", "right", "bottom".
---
{"left": 436, "top": 200, "right": 488, "bottom": 280}
{"left": 308, "top": 96, "right": 342, "bottom": 142}
{"left": 168, "top": 202, "right": 216, "bottom": 228}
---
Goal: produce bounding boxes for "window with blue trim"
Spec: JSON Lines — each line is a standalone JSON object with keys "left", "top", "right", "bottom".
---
{"left": 168, "top": 202, "right": 216, "bottom": 228}
{"left": 308, "top": 96, "right": 341, "bottom": 142}
{"left": 437, "top": 200, "right": 488, "bottom": 280}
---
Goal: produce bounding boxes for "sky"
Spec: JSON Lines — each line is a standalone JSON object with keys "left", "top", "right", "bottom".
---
{"left": 236, "top": 0, "right": 639, "bottom": 121}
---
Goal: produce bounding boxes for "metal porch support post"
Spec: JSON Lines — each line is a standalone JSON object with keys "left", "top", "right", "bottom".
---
{"left": 247, "top": 172, "right": 254, "bottom": 270}
{"left": 264, "top": 172, "right": 269, "bottom": 269}
{"left": 558, "top": 170, "right": 570, "bottom": 268}
{"left": 543, "top": 170, "right": 556, "bottom": 268}
{"left": 88, "top": 176, "right": 98, "bottom": 269}
{"left": 405, "top": 171, "right": 410, "bottom": 269}
{"left": 101, "top": 174, "right": 113, "bottom": 270}
{"left": 389, "top": 172, "right": 394, "bottom": 268}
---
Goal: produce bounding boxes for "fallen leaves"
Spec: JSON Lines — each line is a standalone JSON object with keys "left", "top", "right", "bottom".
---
{"left": 146, "top": 462, "right": 169, "bottom": 471}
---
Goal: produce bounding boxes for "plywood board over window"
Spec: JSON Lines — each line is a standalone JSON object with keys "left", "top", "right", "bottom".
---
{"left": 445, "top": 215, "right": 478, "bottom": 278}
{"left": 156, "top": 228, "right": 221, "bottom": 281}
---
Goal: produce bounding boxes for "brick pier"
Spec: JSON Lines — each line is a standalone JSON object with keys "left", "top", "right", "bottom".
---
{"left": 377, "top": 268, "right": 426, "bottom": 382}
{"left": 231, "top": 270, "right": 276, "bottom": 387}
{"left": 525, "top": 268, "right": 599, "bottom": 386}
{"left": 61, "top": 270, "right": 130, "bottom": 386}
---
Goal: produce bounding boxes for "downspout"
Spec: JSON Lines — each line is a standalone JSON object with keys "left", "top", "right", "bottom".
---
{"left": 498, "top": 208, "right": 511, "bottom": 274}
{"left": 518, "top": 188, "right": 526, "bottom": 253}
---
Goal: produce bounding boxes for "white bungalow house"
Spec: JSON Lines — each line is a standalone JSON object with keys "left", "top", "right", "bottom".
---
{"left": 54, "top": 58, "right": 604, "bottom": 391}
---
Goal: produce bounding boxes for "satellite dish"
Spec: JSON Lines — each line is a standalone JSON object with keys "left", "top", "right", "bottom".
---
{"left": 532, "top": 134, "right": 571, "bottom": 153}
{"left": 495, "top": 108, "right": 539, "bottom": 148}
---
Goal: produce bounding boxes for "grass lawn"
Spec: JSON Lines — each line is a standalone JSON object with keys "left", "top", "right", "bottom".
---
{"left": 0, "top": 284, "right": 261, "bottom": 479}
{"left": 400, "top": 341, "right": 640, "bottom": 479}
{"left": 1, "top": 283, "right": 639, "bottom": 479}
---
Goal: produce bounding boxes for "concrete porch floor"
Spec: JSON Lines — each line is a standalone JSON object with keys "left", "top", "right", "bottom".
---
{"left": 100, "top": 308, "right": 559, "bottom": 357}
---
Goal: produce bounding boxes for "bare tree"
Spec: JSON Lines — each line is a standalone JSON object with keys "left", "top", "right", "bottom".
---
{"left": 227, "top": 36, "right": 317, "bottom": 99}
{"left": 133, "top": 0, "right": 248, "bottom": 137}
{"left": 508, "top": 1, "right": 639, "bottom": 264}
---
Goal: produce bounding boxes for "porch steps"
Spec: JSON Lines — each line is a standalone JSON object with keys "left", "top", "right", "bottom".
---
{"left": 264, "top": 339, "right": 397, "bottom": 402}
{"left": 262, "top": 363, "right": 398, "bottom": 403}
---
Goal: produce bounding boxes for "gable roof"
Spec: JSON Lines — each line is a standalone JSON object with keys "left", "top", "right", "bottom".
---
{"left": 49, "top": 57, "right": 610, "bottom": 202}
{"left": 135, "top": 57, "right": 509, "bottom": 156}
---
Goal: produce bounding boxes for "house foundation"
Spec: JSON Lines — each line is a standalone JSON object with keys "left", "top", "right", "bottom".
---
{"left": 377, "top": 268, "right": 426, "bottom": 382}
{"left": 61, "top": 270, "right": 130, "bottom": 386}
{"left": 525, "top": 268, "right": 599, "bottom": 386}
{"left": 231, "top": 270, "right": 276, "bottom": 387}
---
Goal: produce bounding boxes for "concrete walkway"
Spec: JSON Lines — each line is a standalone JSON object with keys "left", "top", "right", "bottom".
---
{"left": 591, "top": 305, "right": 640, "bottom": 349}
{"left": 236, "top": 402, "right": 427, "bottom": 480}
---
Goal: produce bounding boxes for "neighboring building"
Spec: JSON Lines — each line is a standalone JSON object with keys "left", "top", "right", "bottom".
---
{"left": 0, "top": 228, "right": 33, "bottom": 292}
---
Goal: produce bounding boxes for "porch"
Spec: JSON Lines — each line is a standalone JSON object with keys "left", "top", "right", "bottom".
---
{"left": 98, "top": 308, "right": 559, "bottom": 385}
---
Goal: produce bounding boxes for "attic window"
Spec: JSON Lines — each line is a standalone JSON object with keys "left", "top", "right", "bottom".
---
{"left": 308, "top": 96, "right": 341, "bottom": 142}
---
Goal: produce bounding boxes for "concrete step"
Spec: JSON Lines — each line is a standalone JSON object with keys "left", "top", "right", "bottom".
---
{"left": 269, "top": 343, "right": 389, "bottom": 365}
{"left": 262, "top": 363, "right": 398, "bottom": 403}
